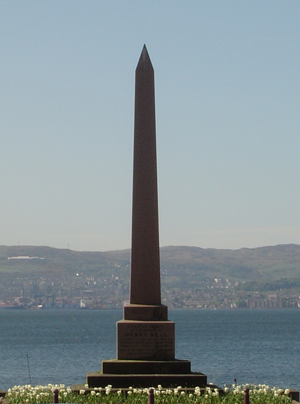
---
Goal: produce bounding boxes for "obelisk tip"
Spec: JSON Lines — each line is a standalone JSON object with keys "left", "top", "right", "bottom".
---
{"left": 137, "top": 44, "right": 153, "bottom": 70}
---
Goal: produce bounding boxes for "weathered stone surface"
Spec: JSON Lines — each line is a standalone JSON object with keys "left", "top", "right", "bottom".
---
{"left": 123, "top": 304, "right": 168, "bottom": 321}
{"left": 130, "top": 45, "right": 161, "bottom": 306}
{"left": 117, "top": 320, "right": 175, "bottom": 360}
{"left": 101, "top": 359, "right": 191, "bottom": 375}
{"left": 86, "top": 372, "right": 208, "bottom": 388}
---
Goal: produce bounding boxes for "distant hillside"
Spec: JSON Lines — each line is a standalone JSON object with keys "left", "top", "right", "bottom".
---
{"left": 0, "top": 243, "right": 299, "bottom": 285}
{"left": 108, "top": 243, "right": 300, "bottom": 277}
{"left": 1, "top": 244, "right": 300, "bottom": 309}
{"left": 161, "top": 243, "right": 300, "bottom": 281}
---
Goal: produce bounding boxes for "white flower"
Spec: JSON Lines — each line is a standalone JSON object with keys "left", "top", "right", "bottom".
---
{"left": 284, "top": 389, "right": 290, "bottom": 395}
{"left": 79, "top": 389, "right": 85, "bottom": 395}
{"left": 90, "top": 390, "right": 96, "bottom": 396}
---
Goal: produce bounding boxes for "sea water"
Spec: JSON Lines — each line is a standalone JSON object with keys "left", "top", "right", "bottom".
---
{"left": 0, "top": 309, "right": 299, "bottom": 391}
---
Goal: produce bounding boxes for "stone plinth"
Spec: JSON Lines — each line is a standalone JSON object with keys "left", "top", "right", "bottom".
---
{"left": 117, "top": 320, "right": 175, "bottom": 361}
{"left": 123, "top": 304, "right": 168, "bottom": 321}
{"left": 86, "top": 372, "right": 208, "bottom": 389}
{"left": 101, "top": 359, "right": 191, "bottom": 374}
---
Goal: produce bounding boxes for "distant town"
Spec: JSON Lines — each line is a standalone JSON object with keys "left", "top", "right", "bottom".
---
{"left": 1, "top": 261, "right": 299, "bottom": 310}
{"left": 1, "top": 245, "right": 300, "bottom": 310}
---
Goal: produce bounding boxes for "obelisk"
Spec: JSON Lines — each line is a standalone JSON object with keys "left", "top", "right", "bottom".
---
{"left": 123, "top": 45, "right": 167, "bottom": 322}
{"left": 116, "top": 45, "right": 174, "bottom": 361}
{"left": 130, "top": 44, "right": 161, "bottom": 307}
{"left": 84, "top": 46, "right": 208, "bottom": 388}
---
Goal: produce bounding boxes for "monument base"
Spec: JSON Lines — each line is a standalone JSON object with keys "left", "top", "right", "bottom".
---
{"left": 79, "top": 358, "right": 207, "bottom": 389}
{"left": 117, "top": 320, "right": 175, "bottom": 360}
{"left": 85, "top": 371, "right": 207, "bottom": 389}
{"left": 102, "top": 359, "right": 191, "bottom": 374}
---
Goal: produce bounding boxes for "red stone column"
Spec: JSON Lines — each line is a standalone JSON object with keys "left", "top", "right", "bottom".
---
{"left": 130, "top": 45, "right": 161, "bottom": 306}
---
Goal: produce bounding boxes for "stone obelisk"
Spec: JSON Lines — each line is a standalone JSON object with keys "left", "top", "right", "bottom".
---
{"left": 117, "top": 45, "right": 173, "bottom": 361}
{"left": 123, "top": 44, "right": 167, "bottom": 322}
{"left": 84, "top": 46, "right": 208, "bottom": 389}
{"left": 130, "top": 44, "right": 161, "bottom": 307}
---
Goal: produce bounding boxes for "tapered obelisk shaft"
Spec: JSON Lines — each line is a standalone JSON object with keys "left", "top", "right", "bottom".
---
{"left": 130, "top": 45, "right": 161, "bottom": 305}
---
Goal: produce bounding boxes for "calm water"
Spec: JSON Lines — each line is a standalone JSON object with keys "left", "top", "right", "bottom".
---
{"left": 0, "top": 309, "right": 299, "bottom": 391}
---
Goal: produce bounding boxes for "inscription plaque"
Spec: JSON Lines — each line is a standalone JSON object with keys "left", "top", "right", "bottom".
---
{"left": 117, "top": 320, "right": 175, "bottom": 360}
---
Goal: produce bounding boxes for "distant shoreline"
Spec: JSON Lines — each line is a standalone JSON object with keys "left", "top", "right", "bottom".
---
{"left": 0, "top": 306, "right": 299, "bottom": 311}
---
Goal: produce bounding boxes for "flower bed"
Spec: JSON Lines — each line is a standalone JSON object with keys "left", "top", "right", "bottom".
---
{"left": 5, "top": 383, "right": 294, "bottom": 404}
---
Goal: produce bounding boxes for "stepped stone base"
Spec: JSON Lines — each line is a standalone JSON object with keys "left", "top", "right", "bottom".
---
{"left": 81, "top": 358, "right": 207, "bottom": 389}
{"left": 102, "top": 359, "right": 191, "bottom": 374}
{"left": 73, "top": 385, "right": 219, "bottom": 394}
{"left": 86, "top": 371, "right": 207, "bottom": 388}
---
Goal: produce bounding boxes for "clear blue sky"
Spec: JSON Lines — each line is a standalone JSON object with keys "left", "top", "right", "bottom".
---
{"left": 1, "top": 1, "right": 300, "bottom": 252}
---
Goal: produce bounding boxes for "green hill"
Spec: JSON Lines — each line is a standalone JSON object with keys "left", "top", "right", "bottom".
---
{"left": 1, "top": 244, "right": 299, "bottom": 308}
{"left": 0, "top": 243, "right": 299, "bottom": 288}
